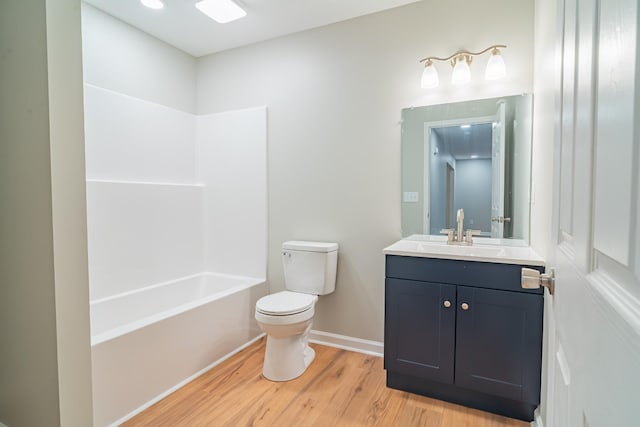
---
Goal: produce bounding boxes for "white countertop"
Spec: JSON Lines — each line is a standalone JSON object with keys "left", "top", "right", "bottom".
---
{"left": 383, "top": 235, "right": 545, "bottom": 266}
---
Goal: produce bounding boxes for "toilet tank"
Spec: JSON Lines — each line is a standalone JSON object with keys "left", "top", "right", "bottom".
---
{"left": 282, "top": 241, "right": 338, "bottom": 295}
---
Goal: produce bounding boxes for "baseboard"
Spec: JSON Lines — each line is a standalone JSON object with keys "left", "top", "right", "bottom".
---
{"left": 108, "top": 333, "right": 266, "bottom": 427}
{"left": 532, "top": 408, "right": 544, "bottom": 427}
{"left": 309, "top": 330, "right": 384, "bottom": 357}
{"left": 0, "top": 422, "right": 8, "bottom": 427}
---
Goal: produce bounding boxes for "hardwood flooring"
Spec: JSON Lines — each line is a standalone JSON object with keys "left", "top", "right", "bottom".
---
{"left": 123, "top": 338, "right": 528, "bottom": 427}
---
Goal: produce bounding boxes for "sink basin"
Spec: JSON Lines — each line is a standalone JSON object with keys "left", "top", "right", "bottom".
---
{"left": 383, "top": 237, "right": 544, "bottom": 266}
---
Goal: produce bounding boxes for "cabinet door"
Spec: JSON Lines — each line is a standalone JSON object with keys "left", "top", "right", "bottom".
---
{"left": 455, "top": 286, "right": 543, "bottom": 403}
{"left": 385, "top": 278, "right": 456, "bottom": 384}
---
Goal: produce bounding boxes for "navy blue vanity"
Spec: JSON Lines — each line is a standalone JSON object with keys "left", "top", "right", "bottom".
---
{"left": 384, "top": 253, "right": 544, "bottom": 421}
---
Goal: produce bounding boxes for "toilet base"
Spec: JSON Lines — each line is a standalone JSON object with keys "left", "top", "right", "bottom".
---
{"left": 261, "top": 322, "right": 315, "bottom": 382}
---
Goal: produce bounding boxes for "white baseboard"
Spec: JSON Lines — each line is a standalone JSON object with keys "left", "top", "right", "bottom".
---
{"left": 309, "top": 330, "right": 384, "bottom": 357}
{"left": 531, "top": 408, "right": 544, "bottom": 427}
{"left": 109, "top": 333, "right": 266, "bottom": 427}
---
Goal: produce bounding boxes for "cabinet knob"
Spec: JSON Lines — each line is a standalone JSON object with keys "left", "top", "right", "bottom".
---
{"left": 461, "top": 302, "right": 470, "bottom": 311}
{"left": 443, "top": 300, "right": 451, "bottom": 308}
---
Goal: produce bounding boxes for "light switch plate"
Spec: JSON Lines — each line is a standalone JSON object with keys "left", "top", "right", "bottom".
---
{"left": 403, "top": 192, "right": 419, "bottom": 202}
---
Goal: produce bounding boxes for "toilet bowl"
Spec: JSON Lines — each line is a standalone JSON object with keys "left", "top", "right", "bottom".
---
{"left": 255, "top": 291, "right": 318, "bottom": 381}
{"left": 255, "top": 241, "right": 338, "bottom": 382}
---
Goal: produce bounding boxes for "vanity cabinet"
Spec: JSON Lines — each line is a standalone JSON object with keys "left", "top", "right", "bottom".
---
{"left": 384, "top": 255, "right": 544, "bottom": 421}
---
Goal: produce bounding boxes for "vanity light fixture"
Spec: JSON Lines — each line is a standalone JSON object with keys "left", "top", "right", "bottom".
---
{"left": 420, "top": 60, "right": 439, "bottom": 89}
{"left": 485, "top": 48, "right": 507, "bottom": 80}
{"left": 195, "top": 0, "right": 247, "bottom": 23}
{"left": 140, "top": 0, "right": 164, "bottom": 10}
{"left": 419, "top": 44, "right": 507, "bottom": 88}
{"left": 451, "top": 56, "right": 471, "bottom": 85}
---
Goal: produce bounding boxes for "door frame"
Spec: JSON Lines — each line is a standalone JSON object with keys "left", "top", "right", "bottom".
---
{"left": 423, "top": 115, "right": 495, "bottom": 235}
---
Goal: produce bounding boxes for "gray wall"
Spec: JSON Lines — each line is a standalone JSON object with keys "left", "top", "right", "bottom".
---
{"left": 455, "top": 159, "right": 493, "bottom": 232}
{"left": 0, "top": 0, "right": 93, "bottom": 426}
{"left": 196, "top": 0, "right": 534, "bottom": 341}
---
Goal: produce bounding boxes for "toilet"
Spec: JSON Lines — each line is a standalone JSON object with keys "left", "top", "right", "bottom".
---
{"left": 255, "top": 241, "right": 338, "bottom": 382}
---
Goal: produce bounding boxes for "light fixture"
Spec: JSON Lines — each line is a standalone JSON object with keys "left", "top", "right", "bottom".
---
{"left": 419, "top": 44, "right": 507, "bottom": 88}
{"left": 460, "top": 124, "right": 471, "bottom": 129}
{"left": 140, "top": 0, "right": 164, "bottom": 10}
{"left": 451, "top": 56, "right": 471, "bottom": 85}
{"left": 195, "top": 0, "right": 247, "bottom": 23}
{"left": 420, "top": 60, "right": 439, "bottom": 89}
{"left": 485, "top": 48, "right": 506, "bottom": 80}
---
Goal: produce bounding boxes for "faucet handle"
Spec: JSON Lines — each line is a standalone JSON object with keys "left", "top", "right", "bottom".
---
{"left": 464, "top": 229, "right": 482, "bottom": 244}
{"left": 440, "top": 228, "right": 454, "bottom": 243}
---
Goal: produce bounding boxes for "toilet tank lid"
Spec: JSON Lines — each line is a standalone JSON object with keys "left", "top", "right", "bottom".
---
{"left": 282, "top": 241, "right": 338, "bottom": 252}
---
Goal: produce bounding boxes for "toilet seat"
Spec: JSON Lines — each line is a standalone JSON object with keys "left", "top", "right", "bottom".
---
{"left": 256, "top": 291, "right": 316, "bottom": 316}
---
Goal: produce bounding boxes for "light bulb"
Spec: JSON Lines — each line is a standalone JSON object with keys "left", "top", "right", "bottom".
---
{"left": 451, "top": 57, "right": 471, "bottom": 85}
{"left": 140, "top": 0, "right": 164, "bottom": 9}
{"left": 485, "top": 49, "right": 506, "bottom": 80}
{"left": 421, "top": 61, "right": 439, "bottom": 89}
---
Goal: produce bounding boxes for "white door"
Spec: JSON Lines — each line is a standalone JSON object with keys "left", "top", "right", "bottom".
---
{"left": 491, "top": 101, "right": 506, "bottom": 238}
{"left": 544, "top": 0, "right": 640, "bottom": 425}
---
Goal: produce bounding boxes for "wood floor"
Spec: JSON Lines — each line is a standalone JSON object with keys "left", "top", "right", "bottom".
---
{"left": 123, "top": 338, "right": 527, "bottom": 427}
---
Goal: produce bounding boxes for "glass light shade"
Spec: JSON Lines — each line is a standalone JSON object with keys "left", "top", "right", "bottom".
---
{"left": 485, "top": 50, "right": 506, "bottom": 80}
{"left": 421, "top": 63, "right": 439, "bottom": 89}
{"left": 451, "top": 58, "right": 471, "bottom": 85}
{"left": 140, "top": 0, "right": 164, "bottom": 9}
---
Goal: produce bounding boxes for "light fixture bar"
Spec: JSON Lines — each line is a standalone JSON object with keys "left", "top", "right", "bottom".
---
{"left": 418, "top": 44, "right": 507, "bottom": 88}
{"left": 419, "top": 44, "right": 507, "bottom": 64}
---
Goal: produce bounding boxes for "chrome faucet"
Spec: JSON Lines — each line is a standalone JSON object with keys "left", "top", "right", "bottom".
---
{"left": 440, "top": 208, "right": 481, "bottom": 245}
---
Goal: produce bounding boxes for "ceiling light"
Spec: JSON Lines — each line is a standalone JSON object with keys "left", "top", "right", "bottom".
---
{"left": 471, "top": 155, "right": 479, "bottom": 159}
{"left": 140, "top": 0, "right": 164, "bottom": 10}
{"left": 460, "top": 124, "right": 471, "bottom": 129}
{"left": 195, "top": 0, "right": 247, "bottom": 23}
{"left": 418, "top": 44, "right": 507, "bottom": 89}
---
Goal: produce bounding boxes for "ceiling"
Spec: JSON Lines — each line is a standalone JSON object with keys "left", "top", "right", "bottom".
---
{"left": 83, "top": 0, "right": 422, "bottom": 57}
{"left": 432, "top": 123, "right": 493, "bottom": 160}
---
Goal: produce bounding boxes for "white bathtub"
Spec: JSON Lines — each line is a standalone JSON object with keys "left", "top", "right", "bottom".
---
{"left": 90, "top": 272, "right": 267, "bottom": 426}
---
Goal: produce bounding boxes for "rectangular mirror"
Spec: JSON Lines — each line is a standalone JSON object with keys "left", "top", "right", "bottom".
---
{"left": 401, "top": 94, "right": 533, "bottom": 243}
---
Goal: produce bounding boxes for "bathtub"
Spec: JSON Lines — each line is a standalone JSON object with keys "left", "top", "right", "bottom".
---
{"left": 90, "top": 272, "right": 267, "bottom": 426}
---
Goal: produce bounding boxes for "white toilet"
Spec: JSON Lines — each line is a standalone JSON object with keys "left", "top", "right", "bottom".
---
{"left": 255, "top": 241, "right": 338, "bottom": 382}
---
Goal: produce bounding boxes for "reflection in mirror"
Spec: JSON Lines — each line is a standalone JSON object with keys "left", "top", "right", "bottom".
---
{"left": 401, "top": 94, "right": 532, "bottom": 242}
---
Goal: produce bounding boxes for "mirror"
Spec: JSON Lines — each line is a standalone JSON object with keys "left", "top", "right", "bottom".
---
{"left": 401, "top": 94, "right": 532, "bottom": 242}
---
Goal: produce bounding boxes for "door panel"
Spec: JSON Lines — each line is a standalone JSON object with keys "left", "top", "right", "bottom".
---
{"left": 384, "top": 278, "right": 456, "bottom": 384}
{"left": 546, "top": 0, "right": 640, "bottom": 425}
{"left": 455, "top": 286, "right": 543, "bottom": 403}
{"left": 491, "top": 102, "right": 506, "bottom": 238}
{"left": 559, "top": 0, "right": 577, "bottom": 239}
{"left": 593, "top": 0, "right": 637, "bottom": 268}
